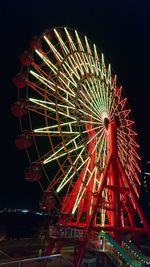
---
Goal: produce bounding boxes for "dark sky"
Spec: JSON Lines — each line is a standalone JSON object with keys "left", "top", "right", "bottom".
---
{"left": 0, "top": 0, "right": 150, "bottom": 210}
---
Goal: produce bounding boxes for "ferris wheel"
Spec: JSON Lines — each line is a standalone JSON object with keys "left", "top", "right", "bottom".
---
{"left": 12, "top": 27, "right": 148, "bottom": 235}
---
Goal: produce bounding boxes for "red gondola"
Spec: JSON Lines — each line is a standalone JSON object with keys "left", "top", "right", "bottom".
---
{"left": 11, "top": 99, "right": 27, "bottom": 117}
{"left": 39, "top": 191, "right": 55, "bottom": 211}
{"left": 20, "top": 50, "right": 33, "bottom": 66}
{"left": 13, "top": 72, "right": 27, "bottom": 89}
{"left": 15, "top": 131, "right": 32, "bottom": 149}
{"left": 24, "top": 163, "right": 42, "bottom": 182}
{"left": 30, "top": 36, "right": 41, "bottom": 50}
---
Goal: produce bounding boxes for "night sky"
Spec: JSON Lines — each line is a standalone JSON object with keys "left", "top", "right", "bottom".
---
{"left": 0, "top": 0, "right": 150, "bottom": 210}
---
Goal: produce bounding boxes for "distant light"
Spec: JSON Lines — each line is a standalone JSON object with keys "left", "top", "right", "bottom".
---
{"left": 35, "top": 212, "right": 43, "bottom": 215}
{"left": 21, "top": 209, "right": 29, "bottom": 213}
{"left": 144, "top": 172, "right": 150, "bottom": 176}
{"left": 147, "top": 161, "right": 150, "bottom": 164}
{"left": 0, "top": 208, "right": 43, "bottom": 215}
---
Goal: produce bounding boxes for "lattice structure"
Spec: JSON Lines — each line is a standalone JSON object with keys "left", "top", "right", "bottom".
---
{"left": 12, "top": 27, "right": 150, "bottom": 266}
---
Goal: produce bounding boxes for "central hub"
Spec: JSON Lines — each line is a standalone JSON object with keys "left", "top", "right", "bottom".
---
{"left": 104, "top": 117, "right": 109, "bottom": 129}
{"left": 101, "top": 111, "right": 109, "bottom": 129}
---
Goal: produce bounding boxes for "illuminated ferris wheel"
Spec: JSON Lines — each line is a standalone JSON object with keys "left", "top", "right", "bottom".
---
{"left": 12, "top": 27, "right": 148, "bottom": 234}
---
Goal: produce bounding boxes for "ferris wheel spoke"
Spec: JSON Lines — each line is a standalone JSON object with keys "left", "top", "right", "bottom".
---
{"left": 84, "top": 37, "right": 95, "bottom": 74}
{"left": 72, "top": 158, "right": 91, "bottom": 213}
{"left": 126, "top": 169, "right": 139, "bottom": 197}
{"left": 107, "top": 65, "right": 113, "bottom": 109}
{"left": 31, "top": 61, "right": 57, "bottom": 82}
{"left": 90, "top": 54, "right": 99, "bottom": 76}
{"left": 43, "top": 134, "right": 83, "bottom": 164}
{"left": 81, "top": 83, "right": 98, "bottom": 109}
{"left": 80, "top": 88, "right": 101, "bottom": 116}
{"left": 69, "top": 53, "right": 85, "bottom": 76}
{"left": 62, "top": 58, "right": 80, "bottom": 81}
{"left": 109, "top": 97, "right": 119, "bottom": 120}
{"left": 117, "top": 130, "right": 128, "bottom": 143}
{"left": 43, "top": 144, "right": 84, "bottom": 165}
{"left": 117, "top": 134, "right": 128, "bottom": 151}
{"left": 56, "top": 76, "right": 76, "bottom": 96}
{"left": 30, "top": 70, "right": 56, "bottom": 92}
{"left": 58, "top": 46, "right": 83, "bottom": 80}
{"left": 118, "top": 129, "right": 139, "bottom": 163}
{"left": 129, "top": 136, "right": 139, "bottom": 148}
{"left": 101, "top": 54, "right": 107, "bottom": 79}
{"left": 29, "top": 98, "right": 55, "bottom": 112}
{"left": 75, "top": 30, "right": 85, "bottom": 52}
{"left": 98, "top": 83, "right": 107, "bottom": 109}
{"left": 103, "top": 81, "right": 110, "bottom": 111}
{"left": 85, "top": 52, "right": 97, "bottom": 75}
{"left": 79, "top": 36, "right": 95, "bottom": 74}
{"left": 93, "top": 43, "right": 99, "bottom": 61}
{"left": 54, "top": 29, "right": 84, "bottom": 77}
{"left": 129, "top": 146, "right": 141, "bottom": 161}
{"left": 121, "top": 109, "right": 131, "bottom": 118}
{"left": 77, "top": 127, "right": 106, "bottom": 171}
{"left": 85, "top": 36, "right": 92, "bottom": 55}
{"left": 110, "top": 97, "right": 127, "bottom": 120}
{"left": 44, "top": 34, "right": 63, "bottom": 63}
{"left": 97, "top": 79, "right": 108, "bottom": 109}
{"left": 107, "top": 64, "right": 112, "bottom": 84}
{"left": 117, "top": 141, "right": 129, "bottom": 164}
{"left": 92, "top": 78, "right": 105, "bottom": 109}
{"left": 54, "top": 28, "right": 70, "bottom": 55}
{"left": 55, "top": 29, "right": 83, "bottom": 77}
{"left": 88, "top": 127, "right": 105, "bottom": 156}
{"left": 78, "top": 96, "right": 102, "bottom": 121}
{"left": 81, "top": 53, "right": 91, "bottom": 74}
{"left": 29, "top": 70, "right": 73, "bottom": 101}
{"left": 96, "top": 131, "right": 107, "bottom": 163}
{"left": 56, "top": 152, "right": 90, "bottom": 193}
{"left": 35, "top": 51, "right": 76, "bottom": 95}
{"left": 27, "top": 80, "right": 55, "bottom": 100}
{"left": 34, "top": 125, "right": 81, "bottom": 135}
{"left": 72, "top": 165, "right": 97, "bottom": 214}
{"left": 34, "top": 51, "right": 77, "bottom": 96}
{"left": 75, "top": 31, "right": 91, "bottom": 74}
{"left": 27, "top": 106, "right": 54, "bottom": 120}
{"left": 29, "top": 98, "right": 75, "bottom": 111}
{"left": 127, "top": 162, "right": 140, "bottom": 185}
{"left": 108, "top": 89, "right": 114, "bottom": 112}
{"left": 77, "top": 52, "right": 89, "bottom": 74}
{"left": 87, "top": 78, "right": 103, "bottom": 109}
{"left": 64, "top": 27, "right": 77, "bottom": 52}
{"left": 58, "top": 68, "right": 78, "bottom": 88}
{"left": 130, "top": 157, "right": 141, "bottom": 173}
{"left": 83, "top": 79, "right": 104, "bottom": 112}
{"left": 114, "top": 85, "right": 122, "bottom": 103}
{"left": 29, "top": 97, "right": 76, "bottom": 121}
{"left": 93, "top": 43, "right": 102, "bottom": 72}
{"left": 35, "top": 49, "right": 58, "bottom": 75}
{"left": 34, "top": 129, "right": 80, "bottom": 135}
{"left": 64, "top": 29, "right": 85, "bottom": 76}
{"left": 76, "top": 107, "right": 101, "bottom": 123}
{"left": 56, "top": 94, "right": 75, "bottom": 109}
{"left": 93, "top": 78, "right": 110, "bottom": 114}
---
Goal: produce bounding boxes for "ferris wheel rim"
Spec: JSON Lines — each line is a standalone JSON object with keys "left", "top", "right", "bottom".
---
{"left": 14, "top": 26, "right": 141, "bottom": 213}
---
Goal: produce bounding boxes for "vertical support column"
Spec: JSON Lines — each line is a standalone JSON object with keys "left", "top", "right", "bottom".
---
{"left": 107, "top": 121, "right": 121, "bottom": 229}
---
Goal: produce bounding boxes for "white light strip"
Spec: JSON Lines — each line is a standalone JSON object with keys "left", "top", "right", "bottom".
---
{"left": 43, "top": 134, "right": 81, "bottom": 164}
